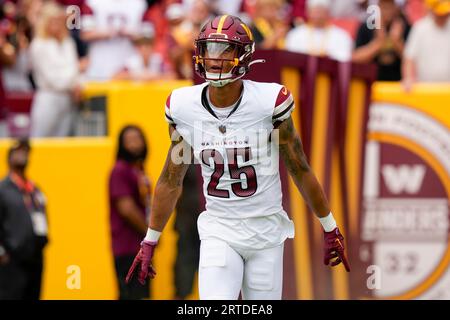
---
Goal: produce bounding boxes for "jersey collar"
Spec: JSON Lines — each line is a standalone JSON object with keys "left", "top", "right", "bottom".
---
{"left": 201, "top": 84, "right": 244, "bottom": 120}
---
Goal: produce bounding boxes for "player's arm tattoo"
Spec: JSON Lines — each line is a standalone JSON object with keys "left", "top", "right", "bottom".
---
{"left": 148, "top": 125, "right": 190, "bottom": 231}
{"left": 277, "top": 116, "right": 331, "bottom": 218}
{"left": 158, "top": 126, "right": 190, "bottom": 188}
{"left": 277, "top": 116, "right": 310, "bottom": 173}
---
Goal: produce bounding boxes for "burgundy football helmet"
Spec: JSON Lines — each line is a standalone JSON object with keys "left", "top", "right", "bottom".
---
{"left": 194, "top": 15, "right": 263, "bottom": 87}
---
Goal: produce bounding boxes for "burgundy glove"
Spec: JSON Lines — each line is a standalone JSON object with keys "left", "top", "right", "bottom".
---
{"left": 125, "top": 240, "right": 157, "bottom": 285}
{"left": 324, "top": 227, "right": 350, "bottom": 272}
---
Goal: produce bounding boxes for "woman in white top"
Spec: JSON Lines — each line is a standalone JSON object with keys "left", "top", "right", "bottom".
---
{"left": 29, "top": 2, "right": 80, "bottom": 137}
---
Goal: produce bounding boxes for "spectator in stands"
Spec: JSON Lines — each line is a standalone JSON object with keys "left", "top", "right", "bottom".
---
{"left": 285, "top": 0, "right": 353, "bottom": 62}
{"left": 57, "top": 1, "right": 90, "bottom": 72}
{"left": 404, "top": 0, "right": 428, "bottom": 24}
{"left": 166, "top": 0, "right": 212, "bottom": 79}
{"left": 0, "top": 2, "right": 17, "bottom": 66}
{"left": 29, "top": 2, "right": 80, "bottom": 137}
{"left": 80, "top": 0, "right": 149, "bottom": 80}
{"left": 210, "top": 0, "right": 244, "bottom": 17}
{"left": 18, "top": 0, "right": 44, "bottom": 31}
{"left": 109, "top": 125, "right": 151, "bottom": 300}
{"left": 188, "top": 1, "right": 213, "bottom": 43}
{"left": 402, "top": 0, "right": 450, "bottom": 89}
{"left": 0, "top": 138, "right": 49, "bottom": 300}
{"left": 166, "top": 2, "right": 185, "bottom": 28}
{"left": 166, "top": 3, "right": 191, "bottom": 79}
{"left": 113, "top": 23, "right": 175, "bottom": 81}
{"left": 1, "top": 1, "right": 33, "bottom": 92}
{"left": 0, "top": 6, "right": 17, "bottom": 133}
{"left": 140, "top": 0, "right": 172, "bottom": 70}
{"left": 353, "top": 0, "right": 410, "bottom": 81}
{"left": 250, "top": 0, "right": 289, "bottom": 49}
{"left": 329, "top": 0, "right": 368, "bottom": 20}
{"left": 290, "top": 0, "right": 307, "bottom": 26}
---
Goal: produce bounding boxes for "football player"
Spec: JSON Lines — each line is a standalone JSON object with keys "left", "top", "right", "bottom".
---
{"left": 126, "top": 15, "right": 350, "bottom": 300}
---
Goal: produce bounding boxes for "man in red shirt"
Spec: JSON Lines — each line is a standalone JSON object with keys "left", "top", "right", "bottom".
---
{"left": 109, "top": 125, "right": 151, "bottom": 300}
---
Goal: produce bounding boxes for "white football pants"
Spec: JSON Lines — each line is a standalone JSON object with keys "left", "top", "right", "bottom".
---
{"left": 198, "top": 238, "right": 284, "bottom": 300}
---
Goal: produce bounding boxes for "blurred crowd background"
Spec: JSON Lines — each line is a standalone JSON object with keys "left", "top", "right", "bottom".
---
{"left": 0, "top": 0, "right": 448, "bottom": 138}
{"left": 0, "top": 0, "right": 449, "bottom": 301}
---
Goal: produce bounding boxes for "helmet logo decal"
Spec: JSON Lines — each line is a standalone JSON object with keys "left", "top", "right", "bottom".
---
{"left": 216, "top": 15, "right": 229, "bottom": 34}
{"left": 240, "top": 23, "right": 253, "bottom": 41}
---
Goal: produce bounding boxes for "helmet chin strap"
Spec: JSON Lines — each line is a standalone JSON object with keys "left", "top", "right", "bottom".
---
{"left": 205, "top": 71, "right": 236, "bottom": 87}
{"left": 205, "top": 59, "right": 266, "bottom": 88}
{"left": 208, "top": 79, "right": 234, "bottom": 87}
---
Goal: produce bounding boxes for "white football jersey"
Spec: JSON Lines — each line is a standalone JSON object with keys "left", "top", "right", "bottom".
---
{"left": 166, "top": 80, "right": 295, "bottom": 218}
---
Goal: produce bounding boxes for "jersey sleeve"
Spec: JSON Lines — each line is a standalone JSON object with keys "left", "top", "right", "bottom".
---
{"left": 272, "top": 86, "right": 295, "bottom": 124}
{"left": 165, "top": 93, "right": 176, "bottom": 125}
